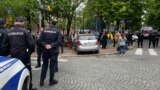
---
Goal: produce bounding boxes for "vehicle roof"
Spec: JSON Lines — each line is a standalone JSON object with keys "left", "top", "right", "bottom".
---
{"left": 0, "top": 56, "right": 13, "bottom": 63}
{"left": 140, "top": 26, "right": 153, "bottom": 31}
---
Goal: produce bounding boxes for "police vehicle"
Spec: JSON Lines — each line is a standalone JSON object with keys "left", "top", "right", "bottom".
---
{"left": 0, "top": 56, "right": 30, "bottom": 90}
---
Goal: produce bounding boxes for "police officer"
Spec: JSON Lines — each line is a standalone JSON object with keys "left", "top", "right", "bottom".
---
{"left": 148, "top": 31, "right": 156, "bottom": 48}
{"left": 137, "top": 31, "right": 143, "bottom": 48}
{"left": 127, "top": 31, "right": 133, "bottom": 46}
{"left": 39, "top": 20, "right": 61, "bottom": 86}
{"left": 0, "top": 18, "right": 7, "bottom": 56}
{"left": 155, "top": 31, "right": 159, "bottom": 47}
{"left": 1, "top": 17, "right": 36, "bottom": 90}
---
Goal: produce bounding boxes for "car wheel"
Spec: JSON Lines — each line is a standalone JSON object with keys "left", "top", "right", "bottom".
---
{"left": 22, "top": 77, "right": 30, "bottom": 90}
{"left": 95, "top": 50, "right": 99, "bottom": 54}
{"left": 77, "top": 51, "right": 80, "bottom": 54}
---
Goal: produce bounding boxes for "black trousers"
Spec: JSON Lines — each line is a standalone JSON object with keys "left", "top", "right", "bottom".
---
{"left": 11, "top": 52, "right": 33, "bottom": 90}
{"left": 138, "top": 40, "right": 143, "bottom": 48}
{"left": 40, "top": 50, "right": 56, "bottom": 83}
{"left": 155, "top": 38, "right": 159, "bottom": 47}
{"left": 55, "top": 52, "right": 59, "bottom": 72}
{"left": 60, "top": 45, "right": 63, "bottom": 53}
{"left": 113, "top": 40, "right": 116, "bottom": 47}
{"left": 149, "top": 40, "right": 155, "bottom": 48}
{"left": 128, "top": 40, "right": 133, "bottom": 46}
{"left": 36, "top": 47, "right": 42, "bottom": 66}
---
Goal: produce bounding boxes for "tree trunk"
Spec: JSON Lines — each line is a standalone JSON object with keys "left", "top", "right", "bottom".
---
{"left": 67, "top": 16, "right": 73, "bottom": 35}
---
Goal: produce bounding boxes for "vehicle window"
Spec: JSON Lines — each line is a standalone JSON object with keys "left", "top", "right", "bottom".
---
{"left": 143, "top": 30, "right": 149, "bottom": 33}
{"left": 78, "top": 35, "right": 96, "bottom": 40}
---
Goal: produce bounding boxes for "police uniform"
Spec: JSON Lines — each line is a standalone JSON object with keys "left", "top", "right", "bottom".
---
{"left": 148, "top": 32, "right": 156, "bottom": 48}
{"left": 35, "top": 32, "right": 43, "bottom": 68}
{"left": 39, "top": 21, "right": 61, "bottom": 86}
{"left": 0, "top": 18, "right": 7, "bottom": 56}
{"left": 127, "top": 32, "right": 133, "bottom": 46}
{"left": 155, "top": 32, "right": 159, "bottom": 47}
{"left": 1, "top": 17, "right": 36, "bottom": 90}
{"left": 137, "top": 32, "right": 143, "bottom": 48}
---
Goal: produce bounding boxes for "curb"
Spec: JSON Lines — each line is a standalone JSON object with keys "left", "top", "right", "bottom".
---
{"left": 31, "top": 42, "right": 136, "bottom": 58}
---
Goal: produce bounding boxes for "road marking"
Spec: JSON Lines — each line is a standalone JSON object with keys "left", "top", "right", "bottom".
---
{"left": 31, "top": 58, "right": 68, "bottom": 64}
{"left": 135, "top": 48, "right": 143, "bottom": 55}
{"left": 58, "top": 59, "right": 68, "bottom": 62}
{"left": 148, "top": 49, "right": 158, "bottom": 56}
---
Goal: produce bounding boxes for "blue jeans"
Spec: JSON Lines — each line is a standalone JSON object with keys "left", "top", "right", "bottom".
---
{"left": 119, "top": 46, "right": 126, "bottom": 55}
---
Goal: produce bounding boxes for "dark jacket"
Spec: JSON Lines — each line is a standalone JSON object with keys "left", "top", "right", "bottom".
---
{"left": 0, "top": 26, "right": 7, "bottom": 55}
{"left": 137, "top": 32, "right": 143, "bottom": 41}
{"left": 1, "top": 25, "right": 35, "bottom": 55}
{"left": 127, "top": 33, "right": 133, "bottom": 41}
{"left": 149, "top": 33, "right": 156, "bottom": 40}
{"left": 39, "top": 26, "right": 61, "bottom": 52}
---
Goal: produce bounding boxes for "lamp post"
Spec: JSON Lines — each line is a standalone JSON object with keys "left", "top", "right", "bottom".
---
{"left": 37, "top": 0, "right": 42, "bottom": 29}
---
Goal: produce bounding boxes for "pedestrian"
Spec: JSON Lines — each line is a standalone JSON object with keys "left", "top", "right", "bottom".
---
{"left": 0, "top": 18, "right": 8, "bottom": 56}
{"left": 101, "top": 32, "right": 107, "bottom": 49}
{"left": 1, "top": 17, "right": 36, "bottom": 90}
{"left": 137, "top": 31, "right": 143, "bottom": 48}
{"left": 35, "top": 28, "right": 43, "bottom": 68}
{"left": 118, "top": 33, "right": 127, "bottom": 56}
{"left": 148, "top": 31, "right": 156, "bottom": 48}
{"left": 107, "top": 31, "right": 113, "bottom": 47}
{"left": 60, "top": 33, "right": 64, "bottom": 54}
{"left": 68, "top": 32, "right": 74, "bottom": 49}
{"left": 155, "top": 31, "right": 159, "bottom": 47}
{"left": 39, "top": 20, "right": 61, "bottom": 86}
{"left": 98, "top": 32, "right": 103, "bottom": 45}
{"left": 113, "top": 31, "right": 119, "bottom": 47}
{"left": 127, "top": 31, "right": 133, "bottom": 46}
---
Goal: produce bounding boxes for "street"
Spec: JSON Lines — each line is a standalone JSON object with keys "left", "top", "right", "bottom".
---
{"left": 31, "top": 40, "right": 160, "bottom": 90}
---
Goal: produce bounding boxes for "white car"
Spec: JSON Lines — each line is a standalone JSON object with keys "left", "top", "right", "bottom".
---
{"left": 132, "top": 34, "right": 138, "bottom": 41}
{"left": 0, "top": 56, "right": 30, "bottom": 90}
{"left": 74, "top": 34, "right": 100, "bottom": 54}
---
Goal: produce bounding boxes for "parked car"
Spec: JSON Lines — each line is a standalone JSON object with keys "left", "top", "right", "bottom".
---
{"left": 0, "top": 56, "right": 30, "bottom": 90}
{"left": 74, "top": 34, "right": 100, "bottom": 54}
{"left": 132, "top": 34, "right": 138, "bottom": 41}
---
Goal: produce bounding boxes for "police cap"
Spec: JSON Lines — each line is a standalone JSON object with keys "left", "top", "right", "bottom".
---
{"left": 0, "top": 18, "right": 5, "bottom": 25}
{"left": 14, "top": 17, "right": 25, "bottom": 22}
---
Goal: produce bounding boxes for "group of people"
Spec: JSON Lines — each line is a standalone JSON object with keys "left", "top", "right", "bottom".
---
{"left": 99, "top": 31, "right": 136, "bottom": 56}
{"left": 137, "top": 30, "right": 159, "bottom": 48}
{"left": 0, "top": 17, "right": 62, "bottom": 90}
{"left": 99, "top": 30, "right": 160, "bottom": 56}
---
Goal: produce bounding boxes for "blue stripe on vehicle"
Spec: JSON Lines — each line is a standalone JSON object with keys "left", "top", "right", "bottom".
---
{"left": 0, "top": 57, "right": 12, "bottom": 62}
{"left": 0, "top": 59, "right": 18, "bottom": 73}
{"left": 2, "top": 67, "right": 25, "bottom": 90}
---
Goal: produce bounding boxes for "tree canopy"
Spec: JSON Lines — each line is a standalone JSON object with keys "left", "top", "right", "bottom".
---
{"left": 0, "top": 0, "right": 159, "bottom": 32}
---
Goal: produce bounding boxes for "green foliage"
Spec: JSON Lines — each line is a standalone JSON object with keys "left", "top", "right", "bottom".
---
{"left": 83, "top": 0, "right": 147, "bottom": 30}
{"left": 145, "top": 0, "right": 160, "bottom": 28}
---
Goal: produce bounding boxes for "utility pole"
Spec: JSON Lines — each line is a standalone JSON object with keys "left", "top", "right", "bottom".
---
{"left": 37, "top": 0, "right": 42, "bottom": 29}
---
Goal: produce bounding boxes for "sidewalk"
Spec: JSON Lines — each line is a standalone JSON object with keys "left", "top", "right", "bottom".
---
{"left": 31, "top": 42, "right": 135, "bottom": 57}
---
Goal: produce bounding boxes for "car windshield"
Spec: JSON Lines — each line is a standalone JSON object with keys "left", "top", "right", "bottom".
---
{"left": 78, "top": 35, "right": 96, "bottom": 40}
{"left": 143, "top": 30, "right": 150, "bottom": 33}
